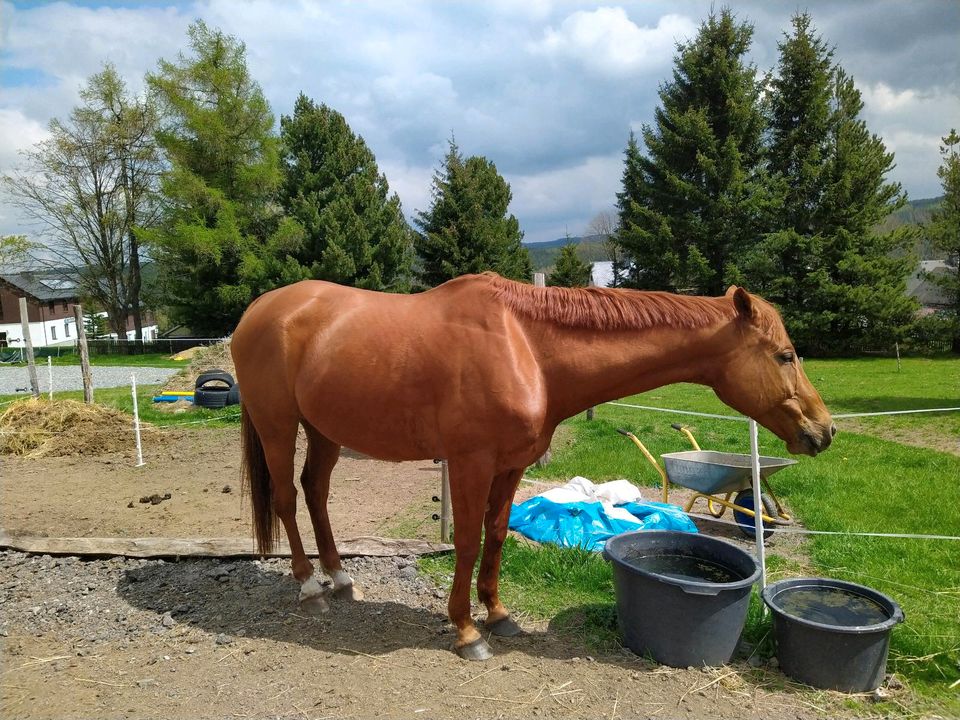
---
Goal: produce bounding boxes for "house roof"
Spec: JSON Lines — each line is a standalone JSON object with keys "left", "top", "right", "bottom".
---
{"left": 0, "top": 270, "right": 80, "bottom": 302}
{"left": 906, "top": 260, "right": 954, "bottom": 308}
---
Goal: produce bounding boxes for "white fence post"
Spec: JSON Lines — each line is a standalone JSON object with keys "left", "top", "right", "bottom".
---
{"left": 749, "top": 419, "right": 766, "bottom": 590}
{"left": 47, "top": 356, "right": 53, "bottom": 400}
{"left": 131, "top": 373, "right": 145, "bottom": 467}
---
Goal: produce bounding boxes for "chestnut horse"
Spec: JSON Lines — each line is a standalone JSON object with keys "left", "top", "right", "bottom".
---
{"left": 232, "top": 272, "right": 834, "bottom": 660}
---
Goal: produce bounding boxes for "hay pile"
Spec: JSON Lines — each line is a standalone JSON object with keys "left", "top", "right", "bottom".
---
{"left": 161, "top": 339, "right": 236, "bottom": 394}
{"left": 0, "top": 398, "right": 162, "bottom": 458}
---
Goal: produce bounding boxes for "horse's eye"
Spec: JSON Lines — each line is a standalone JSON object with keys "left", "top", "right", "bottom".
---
{"left": 779, "top": 351, "right": 795, "bottom": 364}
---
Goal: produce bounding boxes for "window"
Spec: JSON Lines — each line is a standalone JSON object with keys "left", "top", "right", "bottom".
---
{"left": 48, "top": 301, "right": 55, "bottom": 312}
{"left": 64, "top": 321, "right": 71, "bottom": 338}
{"left": 62, "top": 300, "right": 68, "bottom": 311}
{"left": 51, "top": 325, "right": 57, "bottom": 340}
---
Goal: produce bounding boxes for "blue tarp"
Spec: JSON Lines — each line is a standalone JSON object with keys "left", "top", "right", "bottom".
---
{"left": 509, "top": 496, "right": 698, "bottom": 552}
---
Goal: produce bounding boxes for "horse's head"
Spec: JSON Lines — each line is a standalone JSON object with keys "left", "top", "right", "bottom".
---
{"left": 711, "top": 287, "right": 835, "bottom": 456}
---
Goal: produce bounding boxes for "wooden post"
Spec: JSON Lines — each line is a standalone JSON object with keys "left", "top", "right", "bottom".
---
{"left": 18, "top": 297, "right": 40, "bottom": 398}
{"left": 440, "top": 460, "right": 451, "bottom": 543}
{"left": 533, "top": 273, "right": 552, "bottom": 467}
{"left": 73, "top": 304, "right": 94, "bottom": 404}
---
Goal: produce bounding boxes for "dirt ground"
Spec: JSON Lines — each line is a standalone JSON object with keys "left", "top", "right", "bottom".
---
{"left": 0, "top": 426, "right": 885, "bottom": 719}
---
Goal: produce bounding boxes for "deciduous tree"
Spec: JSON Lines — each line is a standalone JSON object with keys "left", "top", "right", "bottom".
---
{"left": 2, "top": 64, "right": 160, "bottom": 338}
{"left": 144, "top": 21, "right": 302, "bottom": 334}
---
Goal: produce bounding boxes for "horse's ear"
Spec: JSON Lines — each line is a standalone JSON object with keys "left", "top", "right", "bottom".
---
{"left": 732, "top": 287, "right": 756, "bottom": 322}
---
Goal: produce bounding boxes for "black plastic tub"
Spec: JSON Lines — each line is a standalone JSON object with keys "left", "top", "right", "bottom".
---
{"left": 602, "top": 531, "right": 761, "bottom": 667}
{"left": 762, "top": 578, "right": 905, "bottom": 692}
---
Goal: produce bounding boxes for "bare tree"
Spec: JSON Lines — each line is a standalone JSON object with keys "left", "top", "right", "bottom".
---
{"left": 2, "top": 65, "right": 161, "bottom": 339}
{"left": 587, "top": 209, "right": 628, "bottom": 288}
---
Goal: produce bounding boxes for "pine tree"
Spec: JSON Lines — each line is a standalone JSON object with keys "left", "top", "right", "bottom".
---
{"left": 144, "top": 21, "right": 303, "bottom": 335}
{"left": 927, "top": 129, "right": 960, "bottom": 352}
{"left": 548, "top": 243, "right": 593, "bottom": 287}
{"left": 744, "top": 14, "right": 917, "bottom": 354}
{"left": 414, "top": 139, "right": 531, "bottom": 287}
{"left": 280, "top": 94, "right": 413, "bottom": 291}
{"left": 615, "top": 9, "right": 773, "bottom": 295}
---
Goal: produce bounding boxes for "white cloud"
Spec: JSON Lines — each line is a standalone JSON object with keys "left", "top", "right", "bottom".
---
{"left": 0, "top": 108, "right": 49, "bottom": 172}
{"left": 860, "top": 83, "right": 918, "bottom": 113}
{"left": 509, "top": 153, "right": 623, "bottom": 234}
{"left": 531, "top": 8, "right": 696, "bottom": 76}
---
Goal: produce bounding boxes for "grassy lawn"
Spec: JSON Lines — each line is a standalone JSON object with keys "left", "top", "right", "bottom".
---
{"left": 6, "top": 352, "right": 189, "bottom": 368}
{"left": 0, "top": 385, "right": 240, "bottom": 428}
{"left": 424, "top": 356, "right": 960, "bottom": 714}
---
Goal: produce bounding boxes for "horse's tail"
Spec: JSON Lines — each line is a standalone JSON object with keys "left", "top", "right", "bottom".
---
{"left": 240, "top": 404, "right": 278, "bottom": 555}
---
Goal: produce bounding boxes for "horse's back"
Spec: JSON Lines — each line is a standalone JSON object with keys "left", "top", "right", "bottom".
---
{"left": 232, "top": 276, "right": 545, "bottom": 461}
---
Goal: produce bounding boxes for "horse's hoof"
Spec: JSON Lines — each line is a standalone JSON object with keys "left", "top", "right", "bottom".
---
{"left": 333, "top": 583, "right": 364, "bottom": 601}
{"left": 485, "top": 615, "right": 523, "bottom": 637}
{"left": 455, "top": 637, "right": 494, "bottom": 661}
{"left": 299, "top": 594, "right": 330, "bottom": 615}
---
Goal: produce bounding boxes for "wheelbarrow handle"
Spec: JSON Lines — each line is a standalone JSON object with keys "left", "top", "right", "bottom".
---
{"left": 616, "top": 428, "right": 631, "bottom": 436}
{"left": 670, "top": 423, "right": 684, "bottom": 431}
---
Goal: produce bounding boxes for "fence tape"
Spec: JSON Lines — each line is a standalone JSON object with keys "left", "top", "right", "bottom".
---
{"left": 605, "top": 401, "right": 960, "bottom": 422}
{"left": 605, "top": 402, "right": 748, "bottom": 422}
{"left": 685, "top": 512, "right": 960, "bottom": 541}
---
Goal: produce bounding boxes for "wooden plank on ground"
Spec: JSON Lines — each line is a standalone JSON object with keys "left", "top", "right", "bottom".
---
{"left": 0, "top": 531, "right": 453, "bottom": 559}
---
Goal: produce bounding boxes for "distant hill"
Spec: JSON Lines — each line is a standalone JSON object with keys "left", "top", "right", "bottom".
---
{"left": 524, "top": 234, "right": 611, "bottom": 272}
{"left": 525, "top": 196, "right": 946, "bottom": 272}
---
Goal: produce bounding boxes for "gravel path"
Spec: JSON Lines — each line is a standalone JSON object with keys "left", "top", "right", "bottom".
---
{"left": 0, "top": 365, "right": 179, "bottom": 395}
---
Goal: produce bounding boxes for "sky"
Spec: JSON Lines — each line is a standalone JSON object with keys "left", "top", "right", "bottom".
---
{"left": 1, "top": 0, "right": 958, "bottom": 245}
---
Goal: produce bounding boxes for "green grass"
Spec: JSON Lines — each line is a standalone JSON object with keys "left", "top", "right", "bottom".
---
{"left": 424, "top": 356, "right": 960, "bottom": 714}
{"left": 8, "top": 352, "right": 188, "bottom": 368}
{"left": 0, "top": 384, "right": 240, "bottom": 428}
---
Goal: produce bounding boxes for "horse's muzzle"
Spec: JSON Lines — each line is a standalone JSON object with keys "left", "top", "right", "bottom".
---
{"left": 795, "top": 423, "right": 835, "bottom": 456}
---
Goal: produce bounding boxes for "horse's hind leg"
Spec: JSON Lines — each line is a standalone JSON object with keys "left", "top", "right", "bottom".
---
{"left": 300, "top": 424, "right": 363, "bottom": 601}
{"left": 477, "top": 468, "right": 524, "bottom": 637}
{"left": 446, "top": 454, "right": 496, "bottom": 660}
{"left": 260, "top": 421, "right": 329, "bottom": 614}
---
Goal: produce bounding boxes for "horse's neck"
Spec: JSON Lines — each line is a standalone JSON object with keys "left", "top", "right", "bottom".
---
{"left": 523, "top": 303, "right": 732, "bottom": 422}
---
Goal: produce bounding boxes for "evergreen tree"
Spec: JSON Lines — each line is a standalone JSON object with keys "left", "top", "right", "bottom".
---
{"left": 280, "top": 94, "right": 413, "bottom": 291}
{"left": 615, "top": 8, "right": 773, "bottom": 295}
{"left": 144, "top": 21, "right": 303, "bottom": 335}
{"left": 926, "top": 129, "right": 960, "bottom": 352}
{"left": 414, "top": 139, "right": 531, "bottom": 287}
{"left": 548, "top": 243, "right": 593, "bottom": 287}
{"left": 743, "top": 14, "right": 917, "bottom": 354}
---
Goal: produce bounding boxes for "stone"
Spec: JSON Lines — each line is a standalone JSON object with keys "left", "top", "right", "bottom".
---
{"left": 161, "top": 612, "right": 175, "bottom": 628}
{"left": 215, "top": 633, "right": 233, "bottom": 645}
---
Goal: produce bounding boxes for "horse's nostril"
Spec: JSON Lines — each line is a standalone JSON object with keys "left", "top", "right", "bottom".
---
{"left": 830, "top": 423, "right": 838, "bottom": 438}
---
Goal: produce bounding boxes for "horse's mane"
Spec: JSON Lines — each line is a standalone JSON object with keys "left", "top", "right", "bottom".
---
{"left": 483, "top": 273, "right": 786, "bottom": 339}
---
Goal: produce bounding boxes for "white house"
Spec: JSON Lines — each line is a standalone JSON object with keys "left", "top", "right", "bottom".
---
{"left": 0, "top": 269, "right": 158, "bottom": 349}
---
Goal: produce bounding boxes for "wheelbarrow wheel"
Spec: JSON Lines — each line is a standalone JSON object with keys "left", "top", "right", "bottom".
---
{"left": 732, "top": 490, "right": 778, "bottom": 540}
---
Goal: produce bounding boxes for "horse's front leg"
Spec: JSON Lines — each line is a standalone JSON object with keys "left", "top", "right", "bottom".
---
{"left": 477, "top": 468, "right": 524, "bottom": 637}
{"left": 446, "top": 455, "right": 496, "bottom": 660}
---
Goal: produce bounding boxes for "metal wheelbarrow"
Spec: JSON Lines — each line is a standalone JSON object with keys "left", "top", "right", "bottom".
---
{"left": 617, "top": 424, "right": 796, "bottom": 539}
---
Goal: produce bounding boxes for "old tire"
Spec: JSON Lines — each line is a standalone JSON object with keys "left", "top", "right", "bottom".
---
{"left": 194, "top": 386, "right": 230, "bottom": 409}
{"left": 226, "top": 384, "right": 241, "bottom": 406}
{"left": 195, "top": 369, "right": 235, "bottom": 389}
